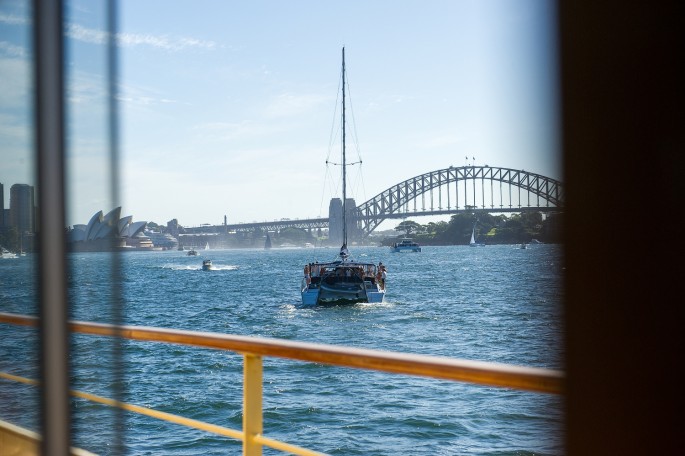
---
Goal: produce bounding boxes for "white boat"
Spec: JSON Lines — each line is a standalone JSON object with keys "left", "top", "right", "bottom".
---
{"left": 202, "top": 259, "right": 213, "bottom": 270}
{"left": 469, "top": 222, "right": 485, "bottom": 247}
{"left": 302, "top": 257, "right": 386, "bottom": 305}
{"left": 204, "top": 242, "right": 209, "bottom": 250}
{"left": 301, "top": 48, "right": 386, "bottom": 306}
{"left": 1, "top": 247, "right": 17, "bottom": 259}
{"left": 391, "top": 238, "right": 421, "bottom": 252}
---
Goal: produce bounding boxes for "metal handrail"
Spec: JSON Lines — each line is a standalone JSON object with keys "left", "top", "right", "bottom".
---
{"left": 0, "top": 311, "right": 564, "bottom": 455}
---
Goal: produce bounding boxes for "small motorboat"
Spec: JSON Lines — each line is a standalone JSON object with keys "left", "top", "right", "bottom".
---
{"left": 187, "top": 249, "right": 198, "bottom": 256}
{"left": 202, "top": 259, "right": 213, "bottom": 271}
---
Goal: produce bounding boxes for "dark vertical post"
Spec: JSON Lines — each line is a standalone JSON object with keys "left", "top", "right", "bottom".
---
{"left": 106, "top": 0, "right": 126, "bottom": 453}
{"left": 33, "top": 0, "right": 70, "bottom": 454}
{"left": 561, "top": 1, "right": 681, "bottom": 454}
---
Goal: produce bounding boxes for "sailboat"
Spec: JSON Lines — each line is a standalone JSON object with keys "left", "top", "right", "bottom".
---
{"left": 204, "top": 242, "right": 210, "bottom": 250}
{"left": 470, "top": 222, "right": 485, "bottom": 247}
{"left": 301, "top": 48, "right": 386, "bottom": 306}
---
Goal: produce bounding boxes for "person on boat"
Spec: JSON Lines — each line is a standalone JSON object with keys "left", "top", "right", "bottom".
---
{"left": 304, "top": 265, "right": 311, "bottom": 285}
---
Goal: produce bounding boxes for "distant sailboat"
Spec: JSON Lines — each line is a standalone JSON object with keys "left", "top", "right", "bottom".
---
{"left": 470, "top": 222, "right": 485, "bottom": 247}
{"left": 204, "top": 242, "right": 209, "bottom": 250}
{"left": 300, "top": 48, "right": 386, "bottom": 306}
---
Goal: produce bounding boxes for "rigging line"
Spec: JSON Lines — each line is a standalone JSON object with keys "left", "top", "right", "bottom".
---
{"left": 339, "top": 64, "right": 368, "bottom": 209}
{"left": 325, "top": 66, "right": 343, "bottom": 163}
{"left": 344, "top": 66, "right": 364, "bottom": 163}
{"left": 325, "top": 161, "right": 340, "bottom": 203}
{"left": 318, "top": 165, "right": 333, "bottom": 218}
{"left": 339, "top": 55, "right": 367, "bottom": 211}
{"left": 357, "top": 163, "right": 368, "bottom": 208}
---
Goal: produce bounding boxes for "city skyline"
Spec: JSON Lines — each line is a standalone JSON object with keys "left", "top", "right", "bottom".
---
{"left": 1, "top": 1, "right": 561, "bottom": 229}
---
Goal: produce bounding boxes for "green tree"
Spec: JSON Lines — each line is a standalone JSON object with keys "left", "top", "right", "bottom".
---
{"left": 395, "top": 220, "right": 423, "bottom": 236}
{"left": 442, "top": 213, "right": 476, "bottom": 244}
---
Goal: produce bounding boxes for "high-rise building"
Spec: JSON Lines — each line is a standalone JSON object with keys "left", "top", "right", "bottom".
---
{"left": 0, "top": 182, "right": 4, "bottom": 227}
{"left": 328, "top": 197, "right": 360, "bottom": 245}
{"left": 9, "top": 184, "right": 35, "bottom": 233}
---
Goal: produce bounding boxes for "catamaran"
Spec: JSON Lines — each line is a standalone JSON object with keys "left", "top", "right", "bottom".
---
{"left": 301, "top": 48, "right": 386, "bottom": 306}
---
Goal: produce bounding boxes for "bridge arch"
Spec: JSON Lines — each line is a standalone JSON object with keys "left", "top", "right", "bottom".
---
{"left": 355, "top": 166, "right": 564, "bottom": 235}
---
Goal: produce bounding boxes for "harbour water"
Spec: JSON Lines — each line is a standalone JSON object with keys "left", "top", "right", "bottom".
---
{"left": 0, "top": 244, "right": 564, "bottom": 455}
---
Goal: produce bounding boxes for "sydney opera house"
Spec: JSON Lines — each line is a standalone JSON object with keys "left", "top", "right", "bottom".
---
{"left": 67, "top": 207, "right": 150, "bottom": 252}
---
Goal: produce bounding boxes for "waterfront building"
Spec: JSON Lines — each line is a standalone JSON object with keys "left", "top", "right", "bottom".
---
{"left": 9, "top": 184, "right": 35, "bottom": 234}
{"left": 0, "top": 182, "right": 4, "bottom": 227}
{"left": 67, "top": 208, "right": 148, "bottom": 251}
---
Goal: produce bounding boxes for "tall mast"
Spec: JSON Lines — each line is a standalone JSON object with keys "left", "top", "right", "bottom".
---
{"left": 341, "top": 47, "right": 347, "bottom": 247}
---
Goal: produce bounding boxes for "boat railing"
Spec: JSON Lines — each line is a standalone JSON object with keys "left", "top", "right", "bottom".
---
{"left": 0, "top": 311, "right": 564, "bottom": 455}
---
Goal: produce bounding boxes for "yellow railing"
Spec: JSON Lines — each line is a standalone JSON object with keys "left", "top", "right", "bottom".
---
{"left": 0, "top": 311, "right": 564, "bottom": 455}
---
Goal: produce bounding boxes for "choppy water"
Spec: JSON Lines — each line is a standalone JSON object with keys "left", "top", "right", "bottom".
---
{"left": 1, "top": 244, "right": 564, "bottom": 455}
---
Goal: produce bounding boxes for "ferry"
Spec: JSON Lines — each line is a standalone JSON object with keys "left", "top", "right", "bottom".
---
{"left": 391, "top": 238, "right": 421, "bottom": 252}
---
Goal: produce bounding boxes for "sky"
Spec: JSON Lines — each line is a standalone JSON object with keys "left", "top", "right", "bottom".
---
{"left": 1, "top": 0, "right": 561, "bottom": 230}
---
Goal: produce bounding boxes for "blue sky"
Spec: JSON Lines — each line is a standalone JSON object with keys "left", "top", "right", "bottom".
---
{"left": 1, "top": 0, "right": 560, "bottom": 229}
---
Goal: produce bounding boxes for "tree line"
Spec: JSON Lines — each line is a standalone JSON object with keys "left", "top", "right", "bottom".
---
{"left": 381, "top": 211, "right": 563, "bottom": 246}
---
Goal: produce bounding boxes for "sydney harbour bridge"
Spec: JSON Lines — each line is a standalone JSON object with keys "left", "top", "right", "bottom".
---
{"left": 182, "top": 165, "right": 564, "bottom": 241}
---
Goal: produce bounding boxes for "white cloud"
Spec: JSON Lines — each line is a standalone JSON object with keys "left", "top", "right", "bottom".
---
{"left": 0, "top": 12, "right": 26, "bottom": 26}
{"left": 0, "top": 41, "right": 26, "bottom": 58}
{"left": 1, "top": 12, "right": 218, "bottom": 52}
{"left": 65, "top": 23, "right": 218, "bottom": 52}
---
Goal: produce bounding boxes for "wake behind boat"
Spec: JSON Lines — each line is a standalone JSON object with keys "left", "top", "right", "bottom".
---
{"left": 300, "top": 48, "right": 386, "bottom": 306}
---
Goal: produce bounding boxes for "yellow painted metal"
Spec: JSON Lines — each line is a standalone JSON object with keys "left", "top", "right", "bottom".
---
{"left": 0, "top": 371, "right": 38, "bottom": 386}
{"left": 0, "top": 418, "right": 98, "bottom": 456}
{"left": 0, "top": 418, "right": 40, "bottom": 456}
{"left": 253, "top": 435, "right": 328, "bottom": 456}
{"left": 0, "top": 312, "right": 564, "bottom": 394}
{"left": 243, "top": 355, "right": 263, "bottom": 456}
{"left": 1, "top": 311, "right": 566, "bottom": 455}
{"left": 0, "top": 372, "right": 244, "bottom": 441}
